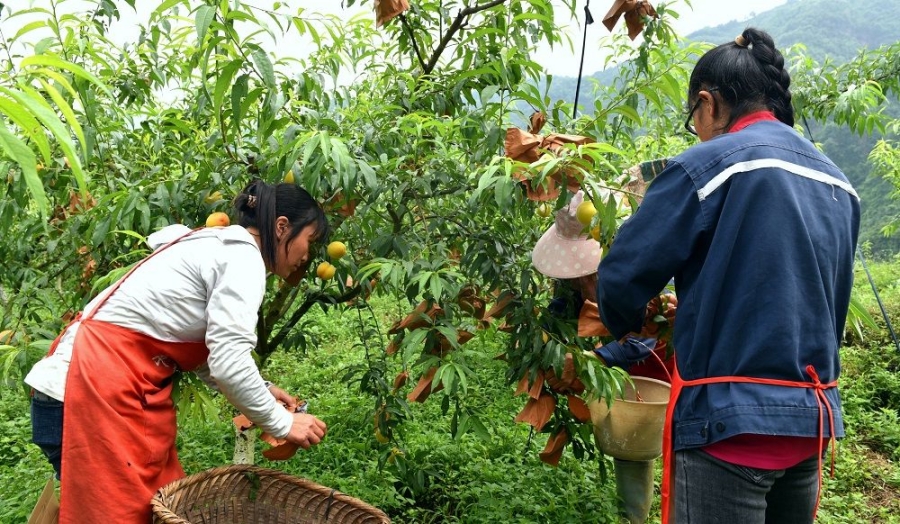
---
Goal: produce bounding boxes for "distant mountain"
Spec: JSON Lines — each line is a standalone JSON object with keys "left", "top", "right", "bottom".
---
{"left": 559, "top": 0, "right": 900, "bottom": 109}
{"left": 688, "top": 0, "right": 899, "bottom": 63}
{"left": 542, "top": 0, "right": 900, "bottom": 255}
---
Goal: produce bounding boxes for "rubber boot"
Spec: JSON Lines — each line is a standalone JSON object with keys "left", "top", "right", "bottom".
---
{"left": 613, "top": 458, "right": 654, "bottom": 524}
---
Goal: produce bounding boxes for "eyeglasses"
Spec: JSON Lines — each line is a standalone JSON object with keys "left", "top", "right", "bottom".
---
{"left": 684, "top": 87, "right": 719, "bottom": 136}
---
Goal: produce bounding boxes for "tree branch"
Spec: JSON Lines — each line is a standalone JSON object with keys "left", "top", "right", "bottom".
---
{"left": 256, "top": 305, "right": 269, "bottom": 357}
{"left": 266, "top": 286, "right": 363, "bottom": 351}
{"left": 424, "top": 0, "right": 506, "bottom": 74}
{"left": 263, "top": 283, "right": 299, "bottom": 330}
{"left": 399, "top": 14, "right": 428, "bottom": 72}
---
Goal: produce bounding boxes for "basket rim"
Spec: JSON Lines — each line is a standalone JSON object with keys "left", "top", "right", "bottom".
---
{"left": 151, "top": 464, "right": 390, "bottom": 524}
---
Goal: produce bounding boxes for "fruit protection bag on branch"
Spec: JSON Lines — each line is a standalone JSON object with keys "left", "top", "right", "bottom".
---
{"left": 375, "top": 0, "right": 409, "bottom": 27}
{"left": 504, "top": 112, "right": 595, "bottom": 201}
{"left": 602, "top": 0, "right": 658, "bottom": 40}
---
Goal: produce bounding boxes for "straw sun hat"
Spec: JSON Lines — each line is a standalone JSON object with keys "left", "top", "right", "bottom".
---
{"left": 531, "top": 190, "right": 602, "bottom": 279}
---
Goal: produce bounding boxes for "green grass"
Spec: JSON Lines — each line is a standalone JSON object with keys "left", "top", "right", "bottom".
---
{"left": 2, "top": 263, "right": 900, "bottom": 522}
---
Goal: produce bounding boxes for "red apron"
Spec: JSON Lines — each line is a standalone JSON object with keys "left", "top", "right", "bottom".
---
{"left": 659, "top": 364, "right": 837, "bottom": 523}
{"left": 53, "top": 229, "right": 210, "bottom": 523}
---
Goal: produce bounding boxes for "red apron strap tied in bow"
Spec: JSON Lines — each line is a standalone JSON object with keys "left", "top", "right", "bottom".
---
{"left": 660, "top": 365, "right": 838, "bottom": 523}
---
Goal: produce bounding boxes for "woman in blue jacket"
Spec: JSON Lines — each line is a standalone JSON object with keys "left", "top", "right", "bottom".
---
{"left": 596, "top": 28, "right": 860, "bottom": 523}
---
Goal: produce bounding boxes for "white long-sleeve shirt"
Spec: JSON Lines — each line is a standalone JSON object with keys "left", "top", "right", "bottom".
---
{"left": 24, "top": 224, "right": 294, "bottom": 439}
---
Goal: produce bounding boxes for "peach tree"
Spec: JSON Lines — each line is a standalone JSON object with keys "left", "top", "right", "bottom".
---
{"left": 1, "top": 0, "right": 893, "bottom": 495}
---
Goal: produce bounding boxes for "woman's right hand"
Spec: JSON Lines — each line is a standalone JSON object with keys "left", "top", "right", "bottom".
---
{"left": 285, "top": 413, "right": 327, "bottom": 449}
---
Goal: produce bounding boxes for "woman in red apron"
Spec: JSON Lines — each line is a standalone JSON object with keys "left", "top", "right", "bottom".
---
{"left": 596, "top": 28, "right": 859, "bottom": 523}
{"left": 26, "top": 180, "right": 330, "bottom": 523}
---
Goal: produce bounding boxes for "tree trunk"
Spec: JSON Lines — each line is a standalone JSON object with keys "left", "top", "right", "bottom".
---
{"left": 233, "top": 426, "right": 256, "bottom": 465}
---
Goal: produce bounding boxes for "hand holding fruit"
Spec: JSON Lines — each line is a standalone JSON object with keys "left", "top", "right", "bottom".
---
{"left": 660, "top": 294, "right": 677, "bottom": 324}
{"left": 286, "top": 413, "right": 327, "bottom": 449}
{"left": 641, "top": 293, "right": 677, "bottom": 338}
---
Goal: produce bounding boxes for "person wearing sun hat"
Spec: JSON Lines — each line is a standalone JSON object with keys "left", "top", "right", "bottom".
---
{"left": 532, "top": 187, "right": 675, "bottom": 524}
{"left": 532, "top": 183, "right": 674, "bottom": 379}
{"left": 532, "top": 189, "right": 603, "bottom": 277}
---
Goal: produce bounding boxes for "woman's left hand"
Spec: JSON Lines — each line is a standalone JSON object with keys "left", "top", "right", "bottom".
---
{"left": 267, "top": 384, "right": 300, "bottom": 412}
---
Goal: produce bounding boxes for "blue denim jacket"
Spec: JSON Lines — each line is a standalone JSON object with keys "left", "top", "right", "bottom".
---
{"left": 597, "top": 121, "right": 860, "bottom": 450}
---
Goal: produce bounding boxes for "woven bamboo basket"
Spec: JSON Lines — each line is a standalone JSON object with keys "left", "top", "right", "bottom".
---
{"left": 151, "top": 465, "right": 390, "bottom": 524}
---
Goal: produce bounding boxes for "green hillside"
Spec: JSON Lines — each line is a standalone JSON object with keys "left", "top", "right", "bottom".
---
{"left": 546, "top": 0, "right": 900, "bottom": 255}
{"left": 688, "top": 0, "right": 900, "bottom": 62}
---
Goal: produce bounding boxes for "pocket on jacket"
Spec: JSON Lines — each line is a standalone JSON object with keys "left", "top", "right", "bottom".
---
{"left": 674, "top": 419, "right": 710, "bottom": 447}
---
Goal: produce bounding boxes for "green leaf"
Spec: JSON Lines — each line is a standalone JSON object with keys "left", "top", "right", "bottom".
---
{"left": 34, "top": 37, "right": 55, "bottom": 54}
{"left": 479, "top": 85, "right": 500, "bottom": 105}
{"left": 213, "top": 59, "right": 243, "bottom": 110}
{"left": 319, "top": 131, "right": 331, "bottom": 160}
{"left": 357, "top": 159, "right": 377, "bottom": 190}
{"left": 12, "top": 20, "right": 47, "bottom": 43}
{"left": 433, "top": 363, "right": 452, "bottom": 391}
{"left": 231, "top": 73, "right": 249, "bottom": 136}
{"left": 152, "top": 0, "right": 187, "bottom": 19}
{"left": 38, "top": 79, "right": 86, "bottom": 157}
{"left": 0, "top": 85, "right": 89, "bottom": 195}
{"left": 469, "top": 415, "right": 491, "bottom": 441}
{"left": 0, "top": 121, "right": 47, "bottom": 216}
{"left": 402, "top": 330, "right": 428, "bottom": 366}
{"left": 611, "top": 104, "right": 642, "bottom": 126}
{"left": 847, "top": 294, "right": 879, "bottom": 340}
{"left": 429, "top": 273, "right": 444, "bottom": 301}
{"left": 225, "top": 10, "right": 258, "bottom": 23}
{"left": 111, "top": 229, "right": 149, "bottom": 245}
{"left": 35, "top": 68, "right": 79, "bottom": 100}
{"left": 455, "top": 362, "right": 469, "bottom": 393}
{"left": 195, "top": 5, "right": 216, "bottom": 43}
{"left": 0, "top": 95, "right": 52, "bottom": 164}
{"left": 250, "top": 47, "right": 276, "bottom": 88}
{"left": 657, "top": 72, "right": 682, "bottom": 105}
{"left": 20, "top": 54, "right": 112, "bottom": 97}
{"left": 493, "top": 176, "right": 514, "bottom": 207}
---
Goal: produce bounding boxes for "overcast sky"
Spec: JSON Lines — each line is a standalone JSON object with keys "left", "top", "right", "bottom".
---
{"left": 534, "top": 0, "right": 788, "bottom": 76}
{"left": 3, "top": 0, "right": 788, "bottom": 77}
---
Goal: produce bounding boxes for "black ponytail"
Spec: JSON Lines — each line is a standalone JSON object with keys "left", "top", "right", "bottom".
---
{"left": 688, "top": 27, "right": 794, "bottom": 130}
{"left": 234, "top": 180, "right": 330, "bottom": 270}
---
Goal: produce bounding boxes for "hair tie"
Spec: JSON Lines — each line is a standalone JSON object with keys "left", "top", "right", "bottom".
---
{"left": 734, "top": 34, "right": 748, "bottom": 48}
{"left": 247, "top": 195, "right": 258, "bottom": 209}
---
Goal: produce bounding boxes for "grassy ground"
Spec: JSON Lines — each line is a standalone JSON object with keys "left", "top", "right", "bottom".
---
{"left": 1, "top": 261, "right": 899, "bottom": 522}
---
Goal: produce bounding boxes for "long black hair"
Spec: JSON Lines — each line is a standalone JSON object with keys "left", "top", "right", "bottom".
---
{"left": 688, "top": 27, "right": 794, "bottom": 131}
{"left": 233, "top": 180, "right": 330, "bottom": 269}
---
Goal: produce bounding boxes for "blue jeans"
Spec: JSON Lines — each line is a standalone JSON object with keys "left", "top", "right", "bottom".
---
{"left": 675, "top": 448, "right": 820, "bottom": 524}
{"left": 31, "top": 391, "right": 63, "bottom": 480}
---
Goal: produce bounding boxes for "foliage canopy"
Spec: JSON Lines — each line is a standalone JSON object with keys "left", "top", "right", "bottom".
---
{"left": 0, "top": 0, "right": 897, "bottom": 496}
